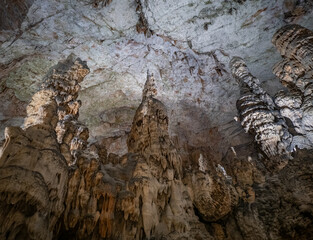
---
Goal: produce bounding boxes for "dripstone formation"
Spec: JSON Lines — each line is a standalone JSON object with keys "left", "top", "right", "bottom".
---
{"left": 231, "top": 24, "right": 313, "bottom": 165}
{"left": 272, "top": 24, "right": 313, "bottom": 147}
{"left": 0, "top": 54, "right": 91, "bottom": 239}
{"left": 230, "top": 56, "right": 293, "bottom": 164}
{"left": 1, "top": 24, "right": 313, "bottom": 240}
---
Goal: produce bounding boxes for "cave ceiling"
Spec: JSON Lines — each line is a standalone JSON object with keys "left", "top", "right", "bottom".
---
{"left": 0, "top": 0, "right": 313, "bottom": 156}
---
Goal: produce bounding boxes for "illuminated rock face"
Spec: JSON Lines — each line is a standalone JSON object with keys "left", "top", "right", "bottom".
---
{"left": 0, "top": 56, "right": 87, "bottom": 239}
{"left": 61, "top": 72, "right": 213, "bottom": 240}
{"left": 230, "top": 57, "right": 293, "bottom": 163}
{"left": 231, "top": 25, "right": 313, "bottom": 167}
{"left": 2, "top": 24, "right": 313, "bottom": 240}
{"left": 272, "top": 24, "right": 313, "bottom": 148}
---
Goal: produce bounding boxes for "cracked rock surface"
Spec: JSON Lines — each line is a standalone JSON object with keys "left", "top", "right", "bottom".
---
{"left": 1, "top": 0, "right": 312, "bottom": 158}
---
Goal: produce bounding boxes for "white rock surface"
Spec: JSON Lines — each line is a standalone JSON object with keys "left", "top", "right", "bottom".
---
{"left": 1, "top": 0, "right": 312, "bottom": 154}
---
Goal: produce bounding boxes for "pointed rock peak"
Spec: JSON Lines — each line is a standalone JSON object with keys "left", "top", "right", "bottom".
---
{"left": 142, "top": 70, "right": 157, "bottom": 100}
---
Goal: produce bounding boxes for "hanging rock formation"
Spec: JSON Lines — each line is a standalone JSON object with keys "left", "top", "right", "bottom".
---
{"left": 232, "top": 24, "right": 313, "bottom": 157}
{"left": 230, "top": 56, "right": 293, "bottom": 165}
{"left": 272, "top": 24, "right": 313, "bottom": 147}
{"left": 222, "top": 24, "right": 313, "bottom": 240}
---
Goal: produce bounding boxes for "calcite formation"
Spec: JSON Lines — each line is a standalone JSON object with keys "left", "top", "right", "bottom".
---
{"left": 231, "top": 24, "right": 313, "bottom": 167}
{"left": 0, "top": 55, "right": 89, "bottom": 240}
{"left": 62, "top": 71, "right": 215, "bottom": 240}
{"left": 2, "top": 24, "right": 313, "bottom": 240}
{"left": 230, "top": 57, "right": 293, "bottom": 162}
{"left": 0, "top": 68, "right": 71, "bottom": 239}
{"left": 272, "top": 24, "right": 313, "bottom": 147}
{"left": 44, "top": 54, "right": 90, "bottom": 166}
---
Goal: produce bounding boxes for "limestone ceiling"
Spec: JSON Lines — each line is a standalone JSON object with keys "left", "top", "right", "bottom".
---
{"left": 0, "top": 0, "right": 312, "bottom": 154}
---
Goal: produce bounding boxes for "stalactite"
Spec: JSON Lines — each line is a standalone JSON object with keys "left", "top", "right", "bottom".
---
{"left": 230, "top": 57, "right": 293, "bottom": 161}
{"left": 272, "top": 24, "right": 313, "bottom": 147}
{"left": 272, "top": 24, "right": 313, "bottom": 70}
{"left": 3, "top": 23, "right": 313, "bottom": 240}
{"left": 274, "top": 89, "right": 303, "bottom": 134}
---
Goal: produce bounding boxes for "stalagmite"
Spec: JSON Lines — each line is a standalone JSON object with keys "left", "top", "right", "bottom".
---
{"left": 41, "top": 54, "right": 90, "bottom": 166}
{"left": 60, "top": 71, "right": 213, "bottom": 240}
{"left": 0, "top": 54, "right": 90, "bottom": 240}
{"left": 2, "top": 23, "right": 313, "bottom": 240}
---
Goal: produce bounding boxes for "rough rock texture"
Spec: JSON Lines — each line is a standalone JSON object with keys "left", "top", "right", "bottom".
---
{"left": 220, "top": 24, "right": 313, "bottom": 240}
{"left": 2, "top": 1, "right": 313, "bottom": 239}
{"left": 1, "top": 0, "right": 313, "bottom": 160}
{"left": 272, "top": 24, "right": 313, "bottom": 147}
{"left": 0, "top": 55, "right": 90, "bottom": 240}
{"left": 43, "top": 54, "right": 90, "bottom": 165}
{"left": 230, "top": 57, "right": 293, "bottom": 165}
{"left": 0, "top": 85, "right": 66, "bottom": 239}
{"left": 60, "top": 72, "right": 214, "bottom": 240}
{"left": 2, "top": 23, "right": 313, "bottom": 239}
{"left": 0, "top": 0, "right": 34, "bottom": 30}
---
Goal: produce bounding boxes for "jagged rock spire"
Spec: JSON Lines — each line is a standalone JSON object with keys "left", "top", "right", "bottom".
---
{"left": 0, "top": 55, "right": 91, "bottom": 240}
{"left": 142, "top": 70, "right": 157, "bottom": 100}
{"left": 128, "top": 72, "right": 182, "bottom": 176}
{"left": 41, "top": 54, "right": 90, "bottom": 165}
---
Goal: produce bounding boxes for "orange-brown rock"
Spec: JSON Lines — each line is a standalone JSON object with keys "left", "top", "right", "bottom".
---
{"left": 0, "top": 89, "right": 67, "bottom": 240}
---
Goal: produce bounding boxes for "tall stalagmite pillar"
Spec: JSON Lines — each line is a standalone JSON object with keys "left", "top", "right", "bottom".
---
{"left": 0, "top": 55, "right": 89, "bottom": 240}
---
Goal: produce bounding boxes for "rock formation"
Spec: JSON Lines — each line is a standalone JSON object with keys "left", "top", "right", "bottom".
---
{"left": 231, "top": 25, "right": 313, "bottom": 163}
{"left": 222, "top": 24, "right": 313, "bottom": 240}
{"left": 0, "top": 54, "right": 90, "bottom": 239}
{"left": 272, "top": 24, "right": 313, "bottom": 147}
{"left": 61, "top": 71, "right": 215, "bottom": 240}
{"left": 230, "top": 56, "right": 293, "bottom": 166}
{"left": 2, "top": 24, "right": 313, "bottom": 240}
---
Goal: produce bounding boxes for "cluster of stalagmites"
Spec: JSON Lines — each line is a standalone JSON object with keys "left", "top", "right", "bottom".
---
{"left": 0, "top": 55, "right": 235, "bottom": 240}
{"left": 231, "top": 24, "right": 313, "bottom": 165}
{"left": 1, "top": 24, "right": 313, "bottom": 240}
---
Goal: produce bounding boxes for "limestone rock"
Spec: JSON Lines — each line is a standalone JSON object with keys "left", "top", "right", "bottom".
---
{"left": 59, "top": 72, "right": 213, "bottom": 240}
{"left": 3, "top": 22, "right": 313, "bottom": 240}
{"left": 42, "top": 54, "right": 90, "bottom": 166}
{"left": 230, "top": 56, "right": 293, "bottom": 163}
{"left": 272, "top": 24, "right": 313, "bottom": 147}
{"left": 0, "top": 0, "right": 34, "bottom": 30}
{"left": 0, "top": 90, "right": 67, "bottom": 240}
{"left": 0, "top": 54, "right": 91, "bottom": 240}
